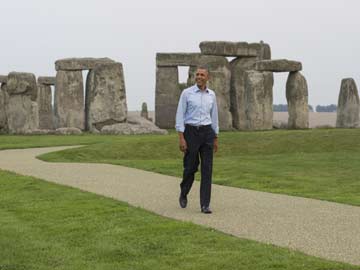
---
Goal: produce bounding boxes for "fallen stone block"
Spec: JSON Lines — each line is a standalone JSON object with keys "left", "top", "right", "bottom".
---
{"left": 101, "top": 115, "right": 168, "bottom": 135}
{"left": 255, "top": 59, "right": 302, "bottom": 72}
{"left": 55, "top": 127, "right": 82, "bottom": 135}
{"left": 55, "top": 57, "right": 115, "bottom": 71}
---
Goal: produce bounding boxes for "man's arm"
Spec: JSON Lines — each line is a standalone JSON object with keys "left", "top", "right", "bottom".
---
{"left": 175, "top": 91, "right": 187, "bottom": 152}
{"left": 211, "top": 94, "right": 219, "bottom": 153}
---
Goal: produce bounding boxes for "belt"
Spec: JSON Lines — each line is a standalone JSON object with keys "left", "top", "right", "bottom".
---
{"left": 185, "top": 124, "right": 211, "bottom": 130}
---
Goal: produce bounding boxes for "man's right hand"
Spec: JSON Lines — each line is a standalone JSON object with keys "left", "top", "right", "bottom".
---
{"left": 179, "top": 137, "right": 187, "bottom": 152}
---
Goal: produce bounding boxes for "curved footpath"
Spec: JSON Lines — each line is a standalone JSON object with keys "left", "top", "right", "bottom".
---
{"left": 0, "top": 146, "right": 359, "bottom": 266}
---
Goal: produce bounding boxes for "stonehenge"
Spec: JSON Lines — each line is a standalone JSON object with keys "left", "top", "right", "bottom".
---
{"left": 155, "top": 40, "right": 308, "bottom": 130}
{"left": 336, "top": 78, "right": 360, "bottom": 128}
{"left": 3, "top": 40, "right": 359, "bottom": 134}
{"left": 0, "top": 57, "right": 166, "bottom": 134}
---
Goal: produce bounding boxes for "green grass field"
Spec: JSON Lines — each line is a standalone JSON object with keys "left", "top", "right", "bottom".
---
{"left": 1, "top": 170, "right": 358, "bottom": 270}
{"left": 1, "top": 129, "right": 360, "bottom": 269}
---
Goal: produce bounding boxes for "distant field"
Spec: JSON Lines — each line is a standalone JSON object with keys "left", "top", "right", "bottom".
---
{"left": 129, "top": 111, "right": 337, "bottom": 128}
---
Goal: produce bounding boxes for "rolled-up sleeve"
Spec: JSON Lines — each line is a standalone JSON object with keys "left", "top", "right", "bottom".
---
{"left": 211, "top": 94, "right": 219, "bottom": 135}
{"left": 175, "top": 91, "right": 187, "bottom": 133}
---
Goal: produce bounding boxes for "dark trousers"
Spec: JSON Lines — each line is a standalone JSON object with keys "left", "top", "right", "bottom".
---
{"left": 180, "top": 124, "right": 215, "bottom": 208}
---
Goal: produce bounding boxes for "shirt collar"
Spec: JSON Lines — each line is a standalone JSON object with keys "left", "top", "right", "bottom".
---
{"left": 194, "top": 84, "right": 209, "bottom": 93}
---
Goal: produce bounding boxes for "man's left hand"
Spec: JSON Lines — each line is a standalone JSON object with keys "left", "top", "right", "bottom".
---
{"left": 214, "top": 137, "right": 218, "bottom": 153}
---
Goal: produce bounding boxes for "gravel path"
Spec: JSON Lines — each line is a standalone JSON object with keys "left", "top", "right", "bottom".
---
{"left": 0, "top": 146, "right": 359, "bottom": 266}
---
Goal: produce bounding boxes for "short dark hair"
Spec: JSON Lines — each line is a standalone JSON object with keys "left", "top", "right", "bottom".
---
{"left": 196, "top": 65, "right": 209, "bottom": 73}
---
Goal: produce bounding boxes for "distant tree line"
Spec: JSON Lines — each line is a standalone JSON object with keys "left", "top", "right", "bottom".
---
{"left": 273, "top": 104, "right": 336, "bottom": 112}
{"left": 273, "top": 104, "right": 314, "bottom": 112}
{"left": 315, "top": 104, "right": 337, "bottom": 112}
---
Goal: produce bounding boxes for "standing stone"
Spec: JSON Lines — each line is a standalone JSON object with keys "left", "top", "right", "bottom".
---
{"left": 336, "top": 78, "right": 360, "bottom": 128}
{"left": 0, "top": 83, "right": 8, "bottom": 132}
{"left": 244, "top": 71, "right": 273, "bottom": 130}
{"left": 155, "top": 66, "right": 180, "bottom": 129}
{"left": 85, "top": 63, "right": 127, "bottom": 132}
{"left": 38, "top": 84, "right": 54, "bottom": 129}
{"left": 54, "top": 71, "right": 84, "bottom": 129}
{"left": 141, "top": 102, "right": 149, "bottom": 119}
{"left": 230, "top": 57, "right": 258, "bottom": 130}
{"left": 286, "top": 72, "right": 309, "bottom": 129}
{"left": 189, "top": 55, "right": 233, "bottom": 130}
{"left": 5, "top": 72, "right": 39, "bottom": 133}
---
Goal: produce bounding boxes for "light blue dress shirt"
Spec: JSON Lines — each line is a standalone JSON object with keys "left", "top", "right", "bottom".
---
{"left": 175, "top": 84, "right": 219, "bottom": 135}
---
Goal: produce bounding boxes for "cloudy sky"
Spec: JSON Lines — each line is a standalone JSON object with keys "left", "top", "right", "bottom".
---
{"left": 0, "top": 0, "right": 359, "bottom": 110}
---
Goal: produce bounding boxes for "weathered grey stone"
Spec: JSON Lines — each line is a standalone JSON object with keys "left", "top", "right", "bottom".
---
{"left": 336, "top": 78, "right": 360, "bottom": 128}
{"left": 4, "top": 72, "right": 39, "bottom": 134}
{"left": 199, "top": 41, "right": 270, "bottom": 58}
{"left": 6, "top": 72, "right": 37, "bottom": 101}
{"left": 189, "top": 55, "right": 233, "bottom": 130}
{"left": 101, "top": 115, "right": 168, "bottom": 135}
{"left": 37, "top": 84, "right": 54, "bottom": 129}
{"left": 0, "top": 83, "right": 8, "bottom": 132}
{"left": 273, "top": 120, "right": 288, "bottom": 129}
{"left": 244, "top": 71, "right": 273, "bottom": 130}
{"left": 155, "top": 66, "right": 180, "bottom": 128}
{"left": 259, "top": 42, "right": 271, "bottom": 60}
{"left": 141, "top": 102, "right": 149, "bottom": 120}
{"left": 55, "top": 57, "right": 115, "bottom": 71}
{"left": 255, "top": 59, "right": 302, "bottom": 72}
{"left": 0, "top": 75, "right": 7, "bottom": 83}
{"left": 55, "top": 127, "right": 82, "bottom": 135}
{"left": 230, "top": 57, "right": 258, "bottom": 130}
{"left": 286, "top": 71, "right": 309, "bottom": 129}
{"left": 6, "top": 95, "right": 39, "bottom": 134}
{"left": 38, "top": 76, "right": 55, "bottom": 85}
{"left": 156, "top": 53, "right": 202, "bottom": 67}
{"left": 85, "top": 62, "right": 127, "bottom": 132}
{"left": 54, "top": 70, "right": 84, "bottom": 130}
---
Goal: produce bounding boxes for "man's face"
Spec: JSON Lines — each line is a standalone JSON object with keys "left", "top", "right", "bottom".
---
{"left": 195, "top": 68, "right": 209, "bottom": 88}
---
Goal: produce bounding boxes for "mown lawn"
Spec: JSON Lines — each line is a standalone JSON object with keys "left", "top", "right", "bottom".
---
{"left": 0, "top": 170, "right": 358, "bottom": 270}
{"left": 31, "top": 128, "right": 360, "bottom": 206}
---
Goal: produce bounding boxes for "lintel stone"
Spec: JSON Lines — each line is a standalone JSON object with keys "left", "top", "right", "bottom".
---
{"left": 55, "top": 57, "right": 115, "bottom": 71}
{"left": 255, "top": 59, "right": 302, "bottom": 72}
{"left": 38, "top": 76, "right": 56, "bottom": 85}
{"left": 156, "top": 53, "right": 202, "bottom": 67}
{"left": 199, "top": 41, "right": 266, "bottom": 57}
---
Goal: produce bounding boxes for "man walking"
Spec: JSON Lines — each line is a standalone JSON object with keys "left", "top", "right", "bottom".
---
{"left": 175, "top": 66, "right": 219, "bottom": 214}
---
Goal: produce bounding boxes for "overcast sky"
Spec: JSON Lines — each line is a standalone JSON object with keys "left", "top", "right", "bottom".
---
{"left": 0, "top": 0, "right": 359, "bottom": 110}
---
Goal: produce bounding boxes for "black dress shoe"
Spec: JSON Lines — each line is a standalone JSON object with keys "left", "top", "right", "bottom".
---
{"left": 201, "top": 206, "right": 212, "bottom": 214}
{"left": 179, "top": 193, "right": 187, "bottom": 208}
